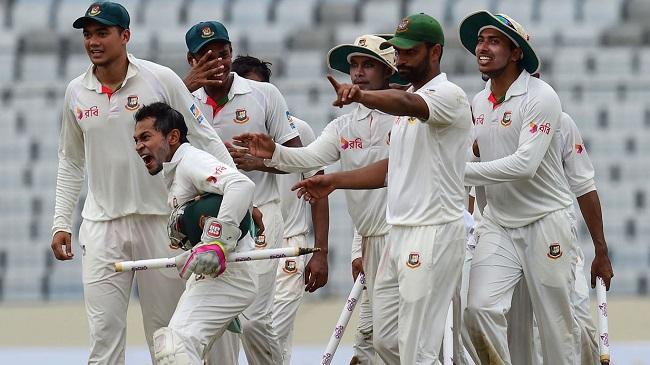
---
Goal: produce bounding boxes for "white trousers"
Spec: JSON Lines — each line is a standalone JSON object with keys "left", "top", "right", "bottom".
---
{"left": 373, "top": 220, "right": 466, "bottom": 365}
{"left": 465, "top": 208, "right": 581, "bottom": 365}
{"left": 79, "top": 214, "right": 185, "bottom": 365}
{"left": 273, "top": 233, "right": 309, "bottom": 365}
{"left": 163, "top": 254, "right": 258, "bottom": 364}
{"left": 209, "top": 201, "right": 284, "bottom": 365}
{"left": 507, "top": 246, "right": 599, "bottom": 365}
{"left": 352, "top": 234, "right": 388, "bottom": 365}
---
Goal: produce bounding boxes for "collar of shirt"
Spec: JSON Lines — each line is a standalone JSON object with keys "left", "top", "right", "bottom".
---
{"left": 355, "top": 103, "right": 389, "bottom": 121}
{"left": 80, "top": 53, "right": 140, "bottom": 93}
{"left": 195, "top": 72, "right": 253, "bottom": 105}
{"left": 407, "top": 72, "right": 448, "bottom": 93}
{"left": 484, "top": 70, "right": 530, "bottom": 105}
{"left": 162, "top": 142, "right": 191, "bottom": 188}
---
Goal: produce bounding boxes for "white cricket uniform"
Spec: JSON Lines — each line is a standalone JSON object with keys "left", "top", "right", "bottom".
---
{"left": 53, "top": 54, "right": 233, "bottom": 364}
{"left": 156, "top": 143, "right": 257, "bottom": 364}
{"left": 266, "top": 103, "right": 395, "bottom": 365}
{"left": 464, "top": 71, "right": 581, "bottom": 365}
{"left": 192, "top": 73, "right": 297, "bottom": 365}
{"left": 272, "top": 117, "right": 318, "bottom": 365}
{"left": 371, "top": 73, "right": 471, "bottom": 365}
{"left": 507, "top": 112, "right": 600, "bottom": 365}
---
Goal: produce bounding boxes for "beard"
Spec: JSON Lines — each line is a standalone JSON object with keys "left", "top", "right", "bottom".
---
{"left": 398, "top": 60, "right": 431, "bottom": 85}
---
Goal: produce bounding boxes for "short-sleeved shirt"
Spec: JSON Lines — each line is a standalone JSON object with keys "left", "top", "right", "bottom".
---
{"left": 466, "top": 71, "right": 573, "bottom": 228}
{"left": 193, "top": 73, "right": 298, "bottom": 206}
{"left": 559, "top": 112, "right": 596, "bottom": 197}
{"left": 54, "top": 54, "right": 232, "bottom": 234}
{"left": 386, "top": 73, "right": 472, "bottom": 226}
{"left": 268, "top": 104, "right": 394, "bottom": 236}
{"left": 277, "top": 116, "right": 317, "bottom": 238}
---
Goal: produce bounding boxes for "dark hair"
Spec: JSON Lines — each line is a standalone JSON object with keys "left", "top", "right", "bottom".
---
{"left": 134, "top": 102, "right": 188, "bottom": 143}
{"left": 232, "top": 55, "right": 272, "bottom": 82}
{"left": 425, "top": 42, "right": 444, "bottom": 62}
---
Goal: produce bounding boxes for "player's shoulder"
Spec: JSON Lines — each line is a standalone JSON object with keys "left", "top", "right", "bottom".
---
{"left": 527, "top": 76, "right": 560, "bottom": 103}
{"left": 290, "top": 115, "right": 316, "bottom": 138}
{"left": 246, "top": 77, "right": 284, "bottom": 98}
{"left": 132, "top": 56, "right": 178, "bottom": 81}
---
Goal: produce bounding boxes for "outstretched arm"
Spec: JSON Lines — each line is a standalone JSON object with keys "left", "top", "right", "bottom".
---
{"left": 576, "top": 191, "right": 613, "bottom": 290}
{"left": 292, "top": 159, "right": 388, "bottom": 203}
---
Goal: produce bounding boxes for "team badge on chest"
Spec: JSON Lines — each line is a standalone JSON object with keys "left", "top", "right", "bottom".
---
{"left": 234, "top": 109, "right": 250, "bottom": 124}
{"left": 283, "top": 259, "right": 297, "bottom": 274}
{"left": 406, "top": 252, "right": 421, "bottom": 268}
{"left": 125, "top": 95, "right": 139, "bottom": 111}
{"left": 547, "top": 243, "right": 562, "bottom": 259}
{"left": 501, "top": 111, "right": 512, "bottom": 127}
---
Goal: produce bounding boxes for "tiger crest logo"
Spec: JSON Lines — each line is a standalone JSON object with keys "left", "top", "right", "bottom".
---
{"left": 234, "top": 109, "right": 250, "bottom": 124}
{"left": 547, "top": 243, "right": 562, "bottom": 259}
{"left": 88, "top": 5, "right": 101, "bottom": 16}
{"left": 396, "top": 18, "right": 409, "bottom": 33}
{"left": 125, "top": 95, "right": 139, "bottom": 111}
{"left": 283, "top": 259, "right": 297, "bottom": 274}
{"left": 201, "top": 26, "right": 214, "bottom": 38}
{"left": 406, "top": 252, "right": 421, "bottom": 268}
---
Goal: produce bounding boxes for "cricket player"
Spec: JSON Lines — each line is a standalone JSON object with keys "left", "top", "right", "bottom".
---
{"left": 458, "top": 10, "right": 612, "bottom": 364}
{"left": 505, "top": 110, "right": 614, "bottom": 365}
{"left": 249, "top": 14, "right": 473, "bottom": 364}
{"left": 233, "top": 34, "right": 406, "bottom": 364}
{"left": 183, "top": 21, "right": 304, "bottom": 365}
{"left": 231, "top": 54, "right": 330, "bottom": 365}
{"left": 133, "top": 102, "right": 257, "bottom": 364}
{"left": 51, "top": 3, "right": 234, "bottom": 364}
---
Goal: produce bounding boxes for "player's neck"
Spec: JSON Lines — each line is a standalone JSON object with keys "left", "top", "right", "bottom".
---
{"left": 94, "top": 55, "right": 129, "bottom": 92}
{"left": 488, "top": 66, "right": 520, "bottom": 101}
{"left": 413, "top": 66, "right": 440, "bottom": 91}
{"left": 204, "top": 74, "right": 234, "bottom": 105}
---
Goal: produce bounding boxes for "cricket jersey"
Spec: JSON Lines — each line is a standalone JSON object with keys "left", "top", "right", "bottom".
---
{"left": 192, "top": 73, "right": 298, "bottom": 206}
{"left": 386, "top": 73, "right": 472, "bottom": 226}
{"left": 465, "top": 71, "right": 573, "bottom": 228}
{"left": 277, "top": 116, "right": 316, "bottom": 239}
{"left": 53, "top": 54, "right": 233, "bottom": 234}
{"left": 268, "top": 104, "right": 394, "bottom": 236}
{"left": 559, "top": 112, "right": 596, "bottom": 197}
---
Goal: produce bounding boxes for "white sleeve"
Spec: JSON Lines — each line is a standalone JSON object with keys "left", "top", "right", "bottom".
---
{"left": 186, "top": 156, "right": 255, "bottom": 227}
{"left": 464, "top": 88, "right": 562, "bottom": 186}
{"left": 416, "top": 83, "right": 471, "bottom": 127}
{"left": 561, "top": 113, "right": 596, "bottom": 197}
{"left": 292, "top": 117, "right": 321, "bottom": 178}
{"left": 52, "top": 87, "right": 85, "bottom": 235}
{"left": 267, "top": 119, "right": 341, "bottom": 173}
{"left": 351, "top": 228, "right": 362, "bottom": 262}
{"left": 161, "top": 68, "right": 235, "bottom": 168}
{"left": 265, "top": 85, "right": 299, "bottom": 145}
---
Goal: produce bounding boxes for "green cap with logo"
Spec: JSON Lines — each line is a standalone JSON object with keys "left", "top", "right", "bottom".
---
{"left": 73, "top": 1, "right": 130, "bottom": 29}
{"left": 380, "top": 13, "right": 444, "bottom": 50}
{"left": 186, "top": 21, "right": 230, "bottom": 54}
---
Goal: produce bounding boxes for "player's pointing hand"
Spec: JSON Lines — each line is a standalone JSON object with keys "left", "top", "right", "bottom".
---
{"left": 327, "top": 75, "right": 362, "bottom": 108}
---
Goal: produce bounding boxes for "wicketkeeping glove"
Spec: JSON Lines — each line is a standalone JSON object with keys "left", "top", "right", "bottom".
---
{"left": 174, "top": 217, "right": 241, "bottom": 279}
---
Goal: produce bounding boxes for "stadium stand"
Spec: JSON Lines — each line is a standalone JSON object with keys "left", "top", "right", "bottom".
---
{"left": 0, "top": 0, "right": 649, "bottom": 302}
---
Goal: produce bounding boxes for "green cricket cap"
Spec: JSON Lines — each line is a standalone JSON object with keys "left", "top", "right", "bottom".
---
{"left": 73, "top": 1, "right": 130, "bottom": 29}
{"left": 380, "top": 13, "right": 444, "bottom": 50}
{"left": 186, "top": 21, "right": 230, "bottom": 54}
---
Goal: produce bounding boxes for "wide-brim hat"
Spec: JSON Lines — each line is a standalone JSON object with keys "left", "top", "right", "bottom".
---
{"left": 459, "top": 10, "right": 540, "bottom": 74}
{"left": 327, "top": 34, "right": 407, "bottom": 85}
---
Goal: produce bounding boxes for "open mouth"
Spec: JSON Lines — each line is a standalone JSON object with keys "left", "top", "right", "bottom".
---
{"left": 141, "top": 154, "right": 154, "bottom": 167}
{"left": 478, "top": 55, "right": 493, "bottom": 65}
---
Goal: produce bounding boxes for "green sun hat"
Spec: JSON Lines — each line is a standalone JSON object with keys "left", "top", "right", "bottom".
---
{"left": 327, "top": 34, "right": 407, "bottom": 85}
{"left": 73, "top": 1, "right": 130, "bottom": 29}
{"left": 380, "top": 13, "right": 444, "bottom": 50}
{"left": 186, "top": 21, "right": 230, "bottom": 54}
{"left": 459, "top": 10, "right": 540, "bottom": 74}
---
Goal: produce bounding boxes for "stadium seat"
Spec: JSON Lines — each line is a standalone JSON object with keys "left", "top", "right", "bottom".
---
{"left": 183, "top": 0, "right": 228, "bottom": 26}
{"left": 141, "top": 0, "right": 183, "bottom": 28}
{"left": 537, "top": 0, "right": 577, "bottom": 26}
{"left": 273, "top": 0, "right": 318, "bottom": 26}
{"left": 407, "top": 0, "right": 448, "bottom": 23}
{"left": 360, "top": 0, "right": 402, "bottom": 30}
{"left": 494, "top": 0, "right": 534, "bottom": 25}
{"left": 450, "top": 0, "right": 494, "bottom": 26}
{"left": 580, "top": 0, "right": 623, "bottom": 25}
{"left": 231, "top": 0, "right": 273, "bottom": 25}
{"left": 318, "top": 0, "right": 358, "bottom": 25}
{"left": 10, "top": 0, "right": 54, "bottom": 32}
{"left": 64, "top": 54, "right": 91, "bottom": 81}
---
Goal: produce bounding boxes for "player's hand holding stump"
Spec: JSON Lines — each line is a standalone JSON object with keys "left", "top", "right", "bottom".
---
{"left": 305, "top": 250, "right": 328, "bottom": 292}
{"left": 591, "top": 249, "right": 614, "bottom": 290}
{"left": 351, "top": 258, "right": 364, "bottom": 282}
{"left": 176, "top": 217, "right": 240, "bottom": 279}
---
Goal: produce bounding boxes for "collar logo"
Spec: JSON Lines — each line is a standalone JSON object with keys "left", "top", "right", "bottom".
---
{"left": 88, "top": 5, "right": 101, "bottom": 16}
{"left": 234, "top": 109, "right": 250, "bottom": 124}
{"left": 201, "top": 26, "right": 214, "bottom": 38}
{"left": 283, "top": 259, "right": 297, "bottom": 274}
{"left": 125, "top": 95, "right": 139, "bottom": 111}
{"left": 396, "top": 18, "right": 409, "bottom": 33}
{"left": 501, "top": 111, "right": 512, "bottom": 127}
{"left": 547, "top": 243, "right": 562, "bottom": 259}
{"left": 406, "top": 252, "right": 421, "bottom": 268}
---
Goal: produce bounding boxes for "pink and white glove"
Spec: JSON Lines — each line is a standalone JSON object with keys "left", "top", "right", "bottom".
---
{"left": 174, "top": 218, "right": 241, "bottom": 280}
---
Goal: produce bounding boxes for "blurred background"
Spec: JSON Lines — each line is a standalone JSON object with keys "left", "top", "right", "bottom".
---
{"left": 1, "top": 0, "right": 649, "bottom": 363}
